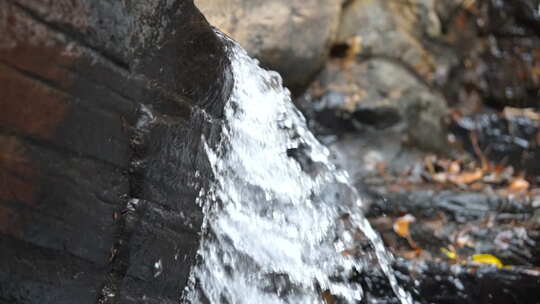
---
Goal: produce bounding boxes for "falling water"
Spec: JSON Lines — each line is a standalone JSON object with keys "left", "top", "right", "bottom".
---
{"left": 183, "top": 33, "right": 412, "bottom": 304}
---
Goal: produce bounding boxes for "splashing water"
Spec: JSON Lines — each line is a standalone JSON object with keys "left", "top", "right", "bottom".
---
{"left": 183, "top": 33, "right": 412, "bottom": 304}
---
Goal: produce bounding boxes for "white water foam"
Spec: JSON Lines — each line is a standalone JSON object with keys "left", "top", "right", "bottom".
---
{"left": 183, "top": 33, "right": 412, "bottom": 304}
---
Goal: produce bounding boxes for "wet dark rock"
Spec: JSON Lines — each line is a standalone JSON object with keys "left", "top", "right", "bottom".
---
{"left": 303, "top": 92, "right": 357, "bottom": 135}
{"left": 353, "top": 107, "right": 402, "bottom": 130}
{"left": 299, "top": 58, "right": 449, "bottom": 152}
{"left": 327, "top": 131, "right": 425, "bottom": 184}
{"left": 441, "top": 0, "right": 540, "bottom": 110}
{"left": 364, "top": 189, "right": 539, "bottom": 263}
{"left": 286, "top": 144, "right": 327, "bottom": 178}
{"left": 354, "top": 260, "right": 540, "bottom": 304}
{"left": 0, "top": 1, "right": 232, "bottom": 303}
{"left": 451, "top": 111, "right": 540, "bottom": 179}
{"left": 304, "top": 91, "right": 403, "bottom": 134}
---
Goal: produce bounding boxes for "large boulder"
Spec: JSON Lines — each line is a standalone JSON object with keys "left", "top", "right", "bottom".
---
{"left": 294, "top": 0, "right": 450, "bottom": 153}
{"left": 336, "top": 0, "right": 540, "bottom": 110}
{"left": 195, "top": 0, "right": 343, "bottom": 93}
{"left": 336, "top": 0, "right": 451, "bottom": 84}
{"left": 300, "top": 58, "right": 449, "bottom": 152}
{"left": 0, "top": 0, "right": 231, "bottom": 303}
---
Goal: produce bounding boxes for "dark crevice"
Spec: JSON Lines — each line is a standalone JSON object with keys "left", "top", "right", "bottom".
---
{"left": 95, "top": 201, "right": 134, "bottom": 304}
{"left": 353, "top": 107, "right": 402, "bottom": 129}
{"left": 96, "top": 105, "right": 154, "bottom": 304}
{"left": 341, "top": 0, "right": 356, "bottom": 10}
{"left": 0, "top": 60, "right": 71, "bottom": 97}
{"left": 329, "top": 43, "right": 351, "bottom": 58}
{"left": 438, "top": 0, "right": 468, "bottom": 34}
{"left": 8, "top": 0, "right": 131, "bottom": 73}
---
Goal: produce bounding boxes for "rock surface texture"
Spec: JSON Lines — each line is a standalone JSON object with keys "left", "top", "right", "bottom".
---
{"left": 300, "top": 58, "right": 449, "bottom": 152}
{"left": 0, "top": 1, "right": 232, "bottom": 303}
{"left": 297, "top": 0, "right": 452, "bottom": 153}
{"left": 195, "top": 0, "right": 343, "bottom": 93}
{"left": 336, "top": 0, "right": 447, "bottom": 83}
{"left": 437, "top": 0, "right": 540, "bottom": 110}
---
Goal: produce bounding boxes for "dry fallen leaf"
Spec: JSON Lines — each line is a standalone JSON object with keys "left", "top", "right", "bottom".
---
{"left": 401, "top": 249, "right": 423, "bottom": 259}
{"left": 455, "top": 231, "right": 474, "bottom": 248}
{"left": 393, "top": 214, "right": 416, "bottom": 238}
{"left": 448, "top": 168, "right": 484, "bottom": 185}
{"left": 507, "top": 177, "right": 530, "bottom": 193}
{"left": 432, "top": 172, "right": 448, "bottom": 183}
{"left": 449, "top": 161, "right": 461, "bottom": 174}
{"left": 503, "top": 107, "right": 540, "bottom": 121}
{"left": 424, "top": 155, "right": 437, "bottom": 175}
{"left": 469, "top": 182, "right": 485, "bottom": 191}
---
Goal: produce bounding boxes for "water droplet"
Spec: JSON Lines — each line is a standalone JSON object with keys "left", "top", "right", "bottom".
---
{"left": 154, "top": 259, "right": 163, "bottom": 278}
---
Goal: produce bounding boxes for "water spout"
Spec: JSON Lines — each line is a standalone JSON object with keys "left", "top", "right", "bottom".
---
{"left": 183, "top": 32, "right": 412, "bottom": 304}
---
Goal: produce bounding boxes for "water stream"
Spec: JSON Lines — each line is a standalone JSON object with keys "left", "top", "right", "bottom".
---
{"left": 183, "top": 33, "right": 412, "bottom": 304}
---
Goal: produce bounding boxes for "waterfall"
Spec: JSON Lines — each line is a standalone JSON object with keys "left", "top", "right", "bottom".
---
{"left": 183, "top": 32, "right": 412, "bottom": 304}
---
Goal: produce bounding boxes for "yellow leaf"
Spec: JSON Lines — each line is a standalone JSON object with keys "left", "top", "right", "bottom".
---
{"left": 471, "top": 254, "right": 503, "bottom": 268}
{"left": 441, "top": 247, "right": 457, "bottom": 260}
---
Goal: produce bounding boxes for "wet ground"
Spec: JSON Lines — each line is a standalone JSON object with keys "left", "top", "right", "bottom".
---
{"left": 305, "top": 109, "right": 540, "bottom": 303}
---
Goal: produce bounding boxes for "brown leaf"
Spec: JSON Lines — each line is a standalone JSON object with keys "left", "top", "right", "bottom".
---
{"left": 424, "top": 155, "right": 437, "bottom": 175}
{"left": 469, "top": 182, "right": 485, "bottom": 191}
{"left": 449, "top": 169, "right": 483, "bottom": 185}
{"left": 432, "top": 172, "right": 448, "bottom": 183}
{"left": 508, "top": 177, "right": 530, "bottom": 193}
{"left": 449, "top": 161, "right": 461, "bottom": 174}
{"left": 375, "top": 161, "right": 388, "bottom": 176}
{"left": 503, "top": 107, "right": 540, "bottom": 121}
{"left": 401, "top": 249, "right": 423, "bottom": 260}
